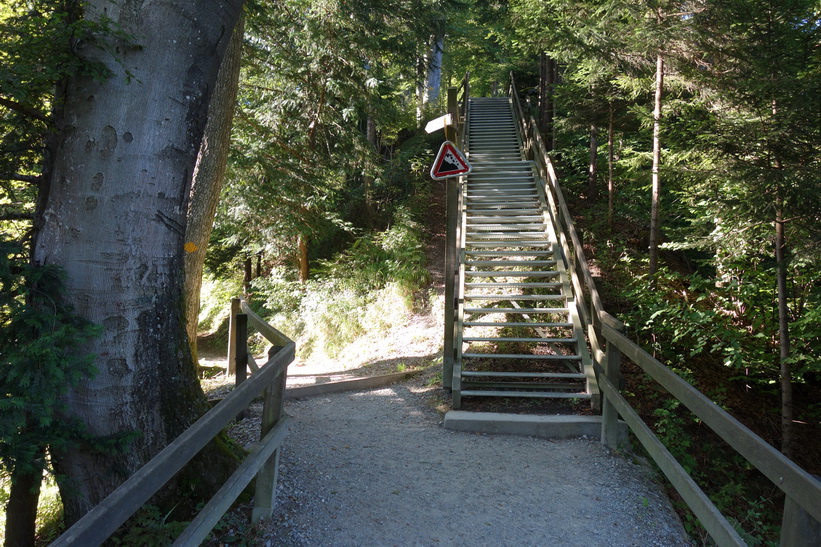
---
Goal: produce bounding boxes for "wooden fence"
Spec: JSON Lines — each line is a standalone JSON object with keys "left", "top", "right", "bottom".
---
{"left": 52, "top": 298, "right": 293, "bottom": 546}
{"left": 508, "top": 73, "right": 821, "bottom": 546}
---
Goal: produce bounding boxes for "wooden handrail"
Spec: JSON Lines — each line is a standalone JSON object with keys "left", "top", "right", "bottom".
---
{"left": 508, "top": 73, "right": 821, "bottom": 546}
{"left": 52, "top": 299, "right": 294, "bottom": 546}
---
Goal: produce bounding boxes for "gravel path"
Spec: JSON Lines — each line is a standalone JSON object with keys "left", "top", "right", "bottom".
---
{"left": 243, "top": 377, "right": 692, "bottom": 546}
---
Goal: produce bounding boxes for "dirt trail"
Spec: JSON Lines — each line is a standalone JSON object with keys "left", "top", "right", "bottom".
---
{"left": 232, "top": 378, "right": 690, "bottom": 546}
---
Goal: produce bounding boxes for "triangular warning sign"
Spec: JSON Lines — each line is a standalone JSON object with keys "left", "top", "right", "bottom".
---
{"left": 430, "top": 141, "right": 472, "bottom": 180}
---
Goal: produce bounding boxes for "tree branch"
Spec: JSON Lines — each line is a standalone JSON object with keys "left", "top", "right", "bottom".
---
{"left": 0, "top": 96, "right": 49, "bottom": 123}
{"left": 1, "top": 173, "right": 42, "bottom": 184}
{"left": 0, "top": 211, "right": 34, "bottom": 221}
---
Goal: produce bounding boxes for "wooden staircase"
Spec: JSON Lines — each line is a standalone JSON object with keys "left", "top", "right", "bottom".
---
{"left": 451, "top": 97, "right": 597, "bottom": 409}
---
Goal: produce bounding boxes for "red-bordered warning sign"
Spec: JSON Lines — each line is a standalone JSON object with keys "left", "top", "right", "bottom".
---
{"left": 430, "top": 141, "right": 472, "bottom": 180}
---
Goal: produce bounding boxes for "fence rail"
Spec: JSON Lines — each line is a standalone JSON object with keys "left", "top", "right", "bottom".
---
{"left": 508, "top": 73, "right": 821, "bottom": 546}
{"left": 52, "top": 298, "right": 293, "bottom": 546}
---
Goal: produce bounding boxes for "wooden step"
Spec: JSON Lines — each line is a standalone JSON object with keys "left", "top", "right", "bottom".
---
{"left": 464, "top": 259, "right": 555, "bottom": 266}
{"left": 463, "top": 336, "right": 577, "bottom": 343}
{"left": 464, "top": 307, "right": 569, "bottom": 314}
{"left": 464, "top": 282, "right": 563, "bottom": 288}
{"left": 459, "top": 390, "right": 590, "bottom": 399}
{"left": 461, "top": 370, "right": 584, "bottom": 378}
{"left": 463, "top": 321, "right": 573, "bottom": 328}
{"left": 463, "top": 295, "right": 566, "bottom": 301}
{"left": 462, "top": 353, "right": 580, "bottom": 360}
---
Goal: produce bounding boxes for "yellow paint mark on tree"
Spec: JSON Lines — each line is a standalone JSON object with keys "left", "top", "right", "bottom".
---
{"left": 184, "top": 242, "right": 198, "bottom": 253}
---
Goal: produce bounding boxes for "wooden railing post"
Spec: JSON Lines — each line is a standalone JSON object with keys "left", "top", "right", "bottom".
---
{"left": 446, "top": 86, "right": 458, "bottom": 142}
{"left": 227, "top": 297, "right": 241, "bottom": 374}
{"left": 781, "top": 482, "right": 821, "bottom": 547}
{"left": 252, "top": 345, "right": 288, "bottom": 522}
{"left": 442, "top": 180, "right": 459, "bottom": 390}
{"left": 234, "top": 313, "right": 248, "bottom": 420}
{"left": 601, "top": 322, "right": 624, "bottom": 449}
{"left": 235, "top": 313, "right": 248, "bottom": 387}
{"left": 443, "top": 86, "right": 462, "bottom": 390}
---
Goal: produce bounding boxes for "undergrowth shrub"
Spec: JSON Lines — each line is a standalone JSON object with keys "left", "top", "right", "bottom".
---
{"left": 618, "top": 267, "right": 787, "bottom": 544}
{"left": 251, "top": 204, "right": 429, "bottom": 360}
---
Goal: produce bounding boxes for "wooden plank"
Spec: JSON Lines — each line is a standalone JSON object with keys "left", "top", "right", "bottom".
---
{"left": 172, "top": 417, "right": 290, "bottom": 546}
{"left": 462, "top": 370, "right": 584, "bottom": 378}
{"left": 247, "top": 354, "right": 259, "bottom": 373}
{"left": 460, "top": 390, "right": 589, "bottom": 399}
{"left": 235, "top": 314, "right": 248, "bottom": 386}
{"left": 51, "top": 345, "right": 295, "bottom": 547}
{"left": 600, "top": 324, "right": 622, "bottom": 450}
{"left": 602, "top": 323, "right": 821, "bottom": 525}
{"left": 781, "top": 492, "right": 821, "bottom": 546}
{"left": 443, "top": 171, "right": 460, "bottom": 389}
{"left": 593, "top": 362, "right": 746, "bottom": 546}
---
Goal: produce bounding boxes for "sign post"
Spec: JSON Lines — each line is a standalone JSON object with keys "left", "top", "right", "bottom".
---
{"left": 426, "top": 87, "right": 468, "bottom": 390}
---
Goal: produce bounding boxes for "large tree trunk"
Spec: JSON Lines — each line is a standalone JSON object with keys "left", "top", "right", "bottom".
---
{"left": 184, "top": 15, "right": 245, "bottom": 362}
{"left": 648, "top": 53, "right": 664, "bottom": 278}
{"left": 415, "top": 55, "right": 427, "bottom": 125}
{"left": 775, "top": 202, "right": 793, "bottom": 458}
{"left": 32, "top": 0, "right": 244, "bottom": 524}
{"left": 426, "top": 30, "right": 444, "bottom": 103}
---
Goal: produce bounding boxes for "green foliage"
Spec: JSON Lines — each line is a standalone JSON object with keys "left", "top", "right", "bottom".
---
{"left": 0, "top": 237, "right": 100, "bottom": 478}
{"left": 252, "top": 202, "right": 429, "bottom": 359}
{"left": 214, "top": 0, "right": 450, "bottom": 269}
{"left": 109, "top": 505, "right": 187, "bottom": 547}
{"left": 652, "top": 399, "right": 698, "bottom": 474}
{"left": 0, "top": 0, "right": 129, "bottom": 242}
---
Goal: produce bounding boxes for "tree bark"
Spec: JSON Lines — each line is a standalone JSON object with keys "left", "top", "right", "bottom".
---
{"left": 3, "top": 452, "right": 43, "bottom": 547}
{"left": 549, "top": 59, "right": 558, "bottom": 150}
{"left": 185, "top": 15, "right": 244, "bottom": 362}
{"left": 426, "top": 29, "right": 444, "bottom": 104}
{"left": 775, "top": 202, "right": 793, "bottom": 458}
{"left": 32, "top": 0, "right": 244, "bottom": 524}
{"left": 649, "top": 53, "right": 664, "bottom": 278}
{"left": 588, "top": 123, "right": 598, "bottom": 205}
{"left": 298, "top": 235, "right": 309, "bottom": 282}
{"left": 415, "top": 55, "right": 427, "bottom": 125}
